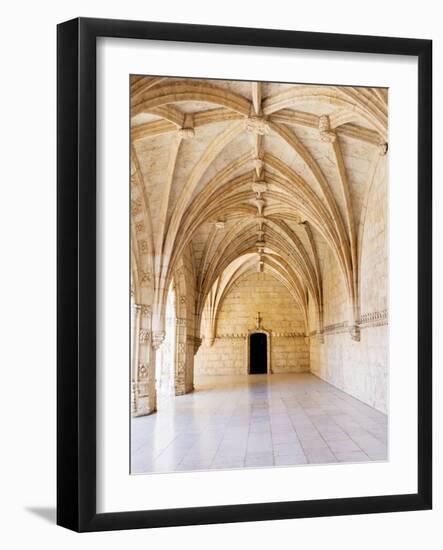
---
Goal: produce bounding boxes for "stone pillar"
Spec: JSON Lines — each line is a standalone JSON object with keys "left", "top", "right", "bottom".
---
{"left": 131, "top": 304, "right": 141, "bottom": 414}
{"left": 175, "top": 317, "right": 187, "bottom": 395}
{"left": 174, "top": 317, "right": 197, "bottom": 396}
{"left": 132, "top": 304, "right": 157, "bottom": 416}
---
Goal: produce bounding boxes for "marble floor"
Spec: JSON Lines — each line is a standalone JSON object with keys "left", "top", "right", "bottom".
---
{"left": 131, "top": 373, "right": 388, "bottom": 474}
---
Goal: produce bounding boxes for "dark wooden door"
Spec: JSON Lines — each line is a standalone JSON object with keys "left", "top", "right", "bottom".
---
{"left": 249, "top": 333, "right": 267, "bottom": 374}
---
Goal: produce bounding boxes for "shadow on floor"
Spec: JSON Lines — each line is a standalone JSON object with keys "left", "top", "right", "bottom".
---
{"left": 26, "top": 506, "right": 56, "bottom": 524}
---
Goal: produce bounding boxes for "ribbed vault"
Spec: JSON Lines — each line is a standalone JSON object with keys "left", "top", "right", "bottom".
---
{"left": 131, "top": 76, "right": 387, "bottom": 357}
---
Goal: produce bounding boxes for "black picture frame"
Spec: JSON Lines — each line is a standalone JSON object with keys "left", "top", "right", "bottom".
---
{"left": 57, "top": 17, "right": 432, "bottom": 532}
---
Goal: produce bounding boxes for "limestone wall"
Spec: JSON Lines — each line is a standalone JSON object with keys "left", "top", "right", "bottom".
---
{"left": 195, "top": 272, "right": 309, "bottom": 375}
{"left": 309, "top": 156, "right": 388, "bottom": 413}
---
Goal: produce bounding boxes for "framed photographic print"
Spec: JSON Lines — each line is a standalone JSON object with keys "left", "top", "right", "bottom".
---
{"left": 57, "top": 17, "right": 432, "bottom": 532}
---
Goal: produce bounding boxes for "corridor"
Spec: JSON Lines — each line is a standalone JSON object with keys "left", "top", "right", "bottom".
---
{"left": 131, "top": 373, "right": 387, "bottom": 474}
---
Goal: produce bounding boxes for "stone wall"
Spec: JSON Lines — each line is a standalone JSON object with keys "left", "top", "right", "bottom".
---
{"left": 195, "top": 272, "right": 309, "bottom": 375}
{"left": 309, "top": 157, "right": 388, "bottom": 413}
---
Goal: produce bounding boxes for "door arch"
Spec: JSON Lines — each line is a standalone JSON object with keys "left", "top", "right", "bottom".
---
{"left": 247, "top": 330, "right": 271, "bottom": 374}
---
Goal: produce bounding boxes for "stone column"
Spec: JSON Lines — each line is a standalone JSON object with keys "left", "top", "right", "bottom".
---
{"left": 132, "top": 304, "right": 157, "bottom": 416}
{"left": 131, "top": 304, "right": 141, "bottom": 414}
{"left": 174, "top": 317, "right": 187, "bottom": 395}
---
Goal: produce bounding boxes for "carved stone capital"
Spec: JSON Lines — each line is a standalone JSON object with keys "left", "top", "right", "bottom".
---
{"left": 152, "top": 331, "right": 166, "bottom": 350}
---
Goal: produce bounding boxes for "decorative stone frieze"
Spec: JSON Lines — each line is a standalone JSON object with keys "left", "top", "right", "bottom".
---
{"left": 271, "top": 331, "right": 306, "bottom": 338}
{"left": 360, "top": 309, "right": 388, "bottom": 328}
{"left": 322, "top": 321, "right": 348, "bottom": 335}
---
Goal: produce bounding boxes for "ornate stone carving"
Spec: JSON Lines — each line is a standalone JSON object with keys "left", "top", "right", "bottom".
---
{"left": 360, "top": 309, "right": 388, "bottom": 327}
{"left": 140, "top": 271, "right": 152, "bottom": 284}
{"left": 245, "top": 116, "right": 269, "bottom": 135}
{"left": 272, "top": 331, "right": 306, "bottom": 338}
{"left": 217, "top": 333, "right": 248, "bottom": 338}
{"left": 253, "top": 158, "right": 264, "bottom": 173}
{"left": 131, "top": 198, "right": 142, "bottom": 216}
{"left": 137, "top": 363, "right": 149, "bottom": 379}
{"left": 252, "top": 181, "right": 267, "bottom": 197}
{"left": 139, "top": 329, "right": 150, "bottom": 344}
{"left": 135, "top": 221, "right": 144, "bottom": 233}
{"left": 177, "top": 361, "right": 185, "bottom": 374}
{"left": 140, "top": 240, "right": 149, "bottom": 253}
{"left": 323, "top": 321, "right": 348, "bottom": 335}
{"left": 179, "top": 295, "right": 186, "bottom": 304}
{"left": 318, "top": 115, "right": 337, "bottom": 143}
{"left": 177, "top": 342, "right": 185, "bottom": 353}
{"left": 141, "top": 305, "right": 151, "bottom": 317}
{"left": 152, "top": 331, "right": 166, "bottom": 350}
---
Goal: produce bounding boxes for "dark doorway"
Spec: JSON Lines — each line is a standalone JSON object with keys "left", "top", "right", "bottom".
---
{"left": 249, "top": 333, "right": 267, "bottom": 374}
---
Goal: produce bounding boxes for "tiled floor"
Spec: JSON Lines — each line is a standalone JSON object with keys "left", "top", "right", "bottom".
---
{"left": 131, "top": 373, "right": 388, "bottom": 474}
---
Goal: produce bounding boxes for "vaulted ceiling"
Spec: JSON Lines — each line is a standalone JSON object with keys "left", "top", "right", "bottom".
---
{"left": 130, "top": 76, "right": 388, "bottom": 338}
